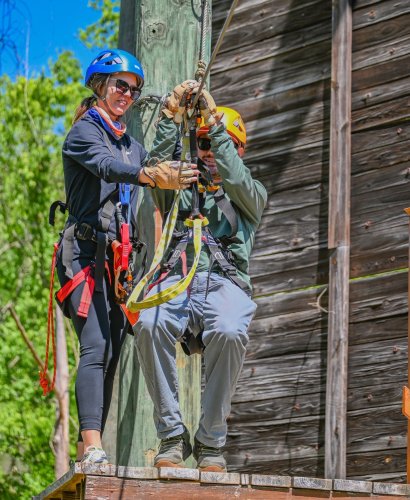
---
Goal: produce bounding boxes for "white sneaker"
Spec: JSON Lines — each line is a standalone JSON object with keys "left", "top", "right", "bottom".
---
{"left": 81, "top": 446, "right": 108, "bottom": 465}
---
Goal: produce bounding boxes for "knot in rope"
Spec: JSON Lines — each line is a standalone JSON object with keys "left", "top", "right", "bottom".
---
{"left": 195, "top": 60, "right": 207, "bottom": 83}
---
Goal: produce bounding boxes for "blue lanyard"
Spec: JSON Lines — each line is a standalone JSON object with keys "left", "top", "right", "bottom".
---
{"left": 119, "top": 183, "right": 130, "bottom": 206}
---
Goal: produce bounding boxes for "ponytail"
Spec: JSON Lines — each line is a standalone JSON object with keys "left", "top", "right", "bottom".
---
{"left": 72, "top": 73, "right": 109, "bottom": 123}
{"left": 72, "top": 96, "right": 97, "bottom": 123}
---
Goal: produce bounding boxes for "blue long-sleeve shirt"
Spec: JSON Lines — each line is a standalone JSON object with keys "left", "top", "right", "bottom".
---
{"left": 62, "top": 113, "right": 147, "bottom": 240}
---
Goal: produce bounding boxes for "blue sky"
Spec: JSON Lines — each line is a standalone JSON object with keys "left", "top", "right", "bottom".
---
{"left": 1, "top": 0, "right": 101, "bottom": 79}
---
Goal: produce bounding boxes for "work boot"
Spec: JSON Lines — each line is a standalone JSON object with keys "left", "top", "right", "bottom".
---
{"left": 154, "top": 428, "right": 192, "bottom": 468}
{"left": 193, "top": 437, "right": 227, "bottom": 472}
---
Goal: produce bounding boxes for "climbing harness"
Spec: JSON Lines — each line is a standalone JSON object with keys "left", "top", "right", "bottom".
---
{"left": 41, "top": 131, "right": 144, "bottom": 395}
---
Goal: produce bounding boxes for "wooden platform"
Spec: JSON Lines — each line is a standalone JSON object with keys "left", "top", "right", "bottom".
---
{"left": 33, "top": 465, "right": 410, "bottom": 499}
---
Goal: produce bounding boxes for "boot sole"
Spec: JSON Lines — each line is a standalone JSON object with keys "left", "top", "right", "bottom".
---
{"left": 154, "top": 460, "right": 185, "bottom": 468}
{"left": 198, "top": 465, "right": 227, "bottom": 472}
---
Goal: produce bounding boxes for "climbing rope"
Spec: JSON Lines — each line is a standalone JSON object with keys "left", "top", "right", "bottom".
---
{"left": 192, "top": 0, "right": 240, "bottom": 108}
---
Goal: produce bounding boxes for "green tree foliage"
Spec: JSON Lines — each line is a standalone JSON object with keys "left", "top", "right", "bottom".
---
{"left": 78, "top": 0, "right": 120, "bottom": 49}
{"left": 0, "top": 1, "right": 120, "bottom": 496}
{"left": 0, "top": 52, "right": 87, "bottom": 499}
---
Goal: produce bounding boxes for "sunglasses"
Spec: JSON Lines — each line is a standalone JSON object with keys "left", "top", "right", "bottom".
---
{"left": 110, "top": 78, "right": 142, "bottom": 101}
{"left": 197, "top": 137, "right": 212, "bottom": 151}
{"left": 197, "top": 137, "right": 239, "bottom": 151}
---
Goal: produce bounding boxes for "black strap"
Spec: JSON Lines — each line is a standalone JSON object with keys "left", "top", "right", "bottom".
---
{"left": 49, "top": 201, "right": 67, "bottom": 226}
{"left": 164, "top": 237, "right": 189, "bottom": 271}
{"left": 213, "top": 186, "right": 238, "bottom": 240}
{"left": 94, "top": 232, "right": 108, "bottom": 292}
{"left": 197, "top": 158, "right": 214, "bottom": 186}
{"left": 131, "top": 240, "right": 148, "bottom": 284}
{"left": 161, "top": 224, "right": 250, "bottom": 296}
{"left": 61, "top": 224, "right": 75, "bottom": 279}
{"left": 99, "top": 198, "right": 117, "bottom": 232}
{"left": 180, "top": 187, "right": 239, "bottom": 243}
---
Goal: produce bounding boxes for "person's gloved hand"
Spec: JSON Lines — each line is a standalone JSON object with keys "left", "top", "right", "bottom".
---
{"left": 198, "top": 89, "right": 217, "bottom": 126}
{"left": 142, "top": 160, "right": 199, "bottom": 189}
{"left": 162, "top": 80, "right": 199, "bottom": 123}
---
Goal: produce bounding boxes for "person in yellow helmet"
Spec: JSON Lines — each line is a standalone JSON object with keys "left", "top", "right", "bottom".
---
{"left": 134, "top": 91, "right": 267, "bottom": 472}
{"left": 198, "top": 106, "right": 247, "bottom": 150}
{"left": 196, "top": 106, "right": 247, "bottom": 189}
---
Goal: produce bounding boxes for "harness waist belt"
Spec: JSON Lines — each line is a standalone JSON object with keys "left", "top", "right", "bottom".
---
{"left": 75, "top": 222, "right": 98, "bottom": 243}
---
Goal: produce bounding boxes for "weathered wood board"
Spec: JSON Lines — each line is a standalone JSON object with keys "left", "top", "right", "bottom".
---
{"left": 33, "top": 465, "right": 410, "bottom": 499}
{"left": 210, "top": 0, "right": 410, "bottom": 481}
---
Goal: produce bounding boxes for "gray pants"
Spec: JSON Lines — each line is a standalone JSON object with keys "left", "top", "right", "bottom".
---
{"left": 134, "top": 272, "right": 257, "bottom": 448}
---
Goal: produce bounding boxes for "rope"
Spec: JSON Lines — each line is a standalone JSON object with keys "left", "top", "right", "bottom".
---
{"left": 40, "top": 243, "right": 58, "bottom": 396}
{"left": 192, "top": 0, "right": 240, "bottom": 108}
{"left": 134, "top": 94, "right": 162, "bottom": 109}
{"left": 198, "top": 0, "right": 210, "bottom": 68}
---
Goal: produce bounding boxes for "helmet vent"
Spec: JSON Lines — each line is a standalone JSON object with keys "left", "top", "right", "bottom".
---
{"left": 93, "top": 53, "right": 123, "bottom": 66}
{"left": 95, "top": 52, "right": 113, "bottom": 63}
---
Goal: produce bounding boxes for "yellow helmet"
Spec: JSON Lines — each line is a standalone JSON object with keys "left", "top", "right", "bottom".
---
{"left": 198, "top": 106, "right": 246, "bottom": 146}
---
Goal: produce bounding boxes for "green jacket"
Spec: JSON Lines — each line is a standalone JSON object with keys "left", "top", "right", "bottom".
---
{"left": 149, "top": 117, "right": 267, "bottom": 291}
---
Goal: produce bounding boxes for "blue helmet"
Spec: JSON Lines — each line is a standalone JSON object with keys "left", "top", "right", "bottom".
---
{"left": 85, "top": 49, "right": 144, "bottom": 87}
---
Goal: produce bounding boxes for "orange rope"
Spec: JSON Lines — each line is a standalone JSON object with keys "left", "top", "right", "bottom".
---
{"left": 40, "top": 243, "right": 58, "bottom": 396}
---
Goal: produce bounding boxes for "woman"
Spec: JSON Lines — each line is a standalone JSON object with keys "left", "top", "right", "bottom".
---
{"left": 56, "top": 48, "right": 197, "bottom": 464}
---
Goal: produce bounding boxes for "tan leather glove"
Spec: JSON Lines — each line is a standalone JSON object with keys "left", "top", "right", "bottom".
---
{"left": 143, "top": 160, "right": 198, "bottom": 189}
{"left": 162, "top": 80, "right": 199, "bottom": 123}
{"left": 198, "top": 89, "right": 217, "bottom": 126}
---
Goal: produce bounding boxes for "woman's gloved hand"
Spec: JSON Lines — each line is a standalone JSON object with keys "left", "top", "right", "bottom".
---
{"left": 141, "top": 159, "right": 199, "bottom": 189}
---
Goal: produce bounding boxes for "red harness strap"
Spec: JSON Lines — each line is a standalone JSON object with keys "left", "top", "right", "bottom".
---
{"left": 56, "top": 265, "right": 93, "bottom": 316}
{"left": 111, "top": 236, "right": 139, "bottom": 327}
{"left": 120, "top": 223, "right": 131, "bottom": 271}
{"left": 56, "top": 262, "right": 112, "bottom": 317}
{"left": 41, "top": 254, "right": 112, "bottom": 396}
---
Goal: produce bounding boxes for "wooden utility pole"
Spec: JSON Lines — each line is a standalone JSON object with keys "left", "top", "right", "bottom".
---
{"left": 109, "top": 0, "right": 210, "bottom": 467}
{"left": 325, "top": 0, "right": 352, "bottom": 480}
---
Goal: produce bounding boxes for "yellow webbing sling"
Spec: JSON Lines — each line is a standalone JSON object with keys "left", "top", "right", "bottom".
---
{"left": 126, "top": 188, "right": 208, "bottom": 312}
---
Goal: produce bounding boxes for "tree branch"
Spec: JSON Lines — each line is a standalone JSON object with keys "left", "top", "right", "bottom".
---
{"left": 3, "top": 302, "right": 62, "bottom": 400}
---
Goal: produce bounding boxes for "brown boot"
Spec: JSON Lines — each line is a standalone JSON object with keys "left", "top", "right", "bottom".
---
{"left": 193, "top": 438, "right": 227, "bottom": 472}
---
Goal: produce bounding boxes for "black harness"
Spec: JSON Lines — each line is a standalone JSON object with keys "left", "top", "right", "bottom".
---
{"left": 159, "top": 185, "right": 250, "bottom": 297}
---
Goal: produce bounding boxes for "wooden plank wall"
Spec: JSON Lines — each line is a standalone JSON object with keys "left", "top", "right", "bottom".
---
{"left": 210, "top": 0, "right": 410, "bottom": 481}
{"left": 348, "top": 0, "right": 409, "bottom": 482}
